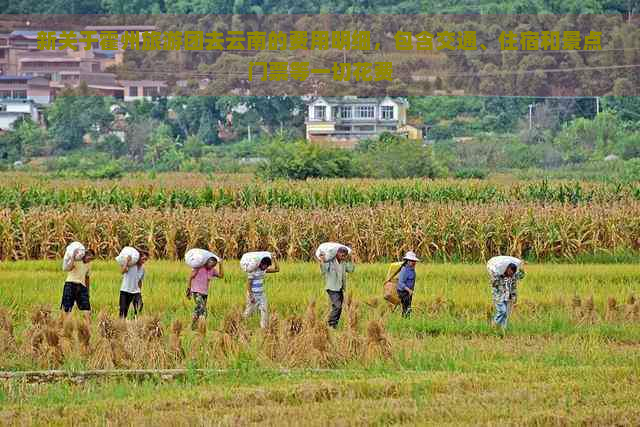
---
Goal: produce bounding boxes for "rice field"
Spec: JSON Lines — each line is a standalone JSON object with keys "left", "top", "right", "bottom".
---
{"left": 2, "top": 173, "right": 640, "bottom": 425}
{"left": 1, "top": 261, "right": 640, "bottom": 424}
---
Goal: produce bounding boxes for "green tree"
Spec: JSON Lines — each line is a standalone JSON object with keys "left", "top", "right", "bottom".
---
{"left": 0, "top": 132, "right": 20, "bottom": 163}
{"left": 11, "top": 117, "right": 49, "bottom": 158}
{"left": 125, "top": 118, "right": 157, "bottom": 163}
{"left": 554, "top": 112, "right": 622, "bottom": 161}
{"left": 220, "top": 96, "right": 306, "bottom": 137}
{"left": 169, "top": 96, "right": 223, "bottom": 144}
{"left": 144, "top": 123, "right": 178, "bottom": 170}
{"left": 101, "top": 0, "right": 162, "bottom": 14}
{"left": 183, "top": 134, "right": 206, "bottom": 158}
{"left": 47, "top": 85, "right": 114, "bottom": 152}
{"left": 617, "top": 132, "right": 640, "bottom": 159}
{"left": 95, "top": 134, "right": 127, "bottom": 158}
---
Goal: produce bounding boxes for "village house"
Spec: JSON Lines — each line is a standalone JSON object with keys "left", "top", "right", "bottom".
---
{"left": 0, "top": 26, "right": 167, "bottom": 107}
{"left": 118, "top": 80, "right": 169, "bottom": 102}
{"left": 0, "top": 33, "right": 9, "bottom": 75}
{"left": 0, "top": 99, "right": 40, "bottom": 131}
{"left": 0, "top": 75, "right": 51, "bottom": 104}
{"left": 305, "top": 96, "right": 425, "bottom": 148}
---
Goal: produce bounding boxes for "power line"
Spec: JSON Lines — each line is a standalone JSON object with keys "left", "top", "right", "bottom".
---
{"left": 103, "top": 62, "right": 640, "bottom": 79}
{"left": 16, "top": 45, "right": 640, "bottom": 56}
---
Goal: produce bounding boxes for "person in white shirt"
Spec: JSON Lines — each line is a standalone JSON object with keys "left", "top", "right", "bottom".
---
{"left": 119, "top": 250, "right": 148, "bottom": 319}
{"left": 242, "top": 256, "right": 279, "bottom": 329}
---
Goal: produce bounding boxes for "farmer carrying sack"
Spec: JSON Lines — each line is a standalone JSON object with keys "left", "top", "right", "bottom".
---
{"left": 383, "top": 261, "right": 404, "bottom": 306}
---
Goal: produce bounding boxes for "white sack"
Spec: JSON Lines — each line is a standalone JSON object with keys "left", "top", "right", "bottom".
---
{"left": 185, "top": 248, "right": 220, "bottom": 269}
{"left": 315, "top": 242, "right": 352, "bottom": 262}
{"left": 116, "top": 247, "right": 140, "bottom": 268}
{"left": 487, "top": 256, "right": 523, "bottom": 277}
{"left": 240, "top": 251, "right": 272, "bottom": 273}
{"left": 62, "top": 241, "right": 85, "bottom": 271}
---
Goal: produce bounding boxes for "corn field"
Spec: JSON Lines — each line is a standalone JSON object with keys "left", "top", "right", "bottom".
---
{"left": 2, "top": 202, "right": 640, "bottom": 262}
{"left": 1, "top": 175, "right": 640, "bottom": 210}
{"left": 2, "top": 172, "right": 639, "bottom": 262}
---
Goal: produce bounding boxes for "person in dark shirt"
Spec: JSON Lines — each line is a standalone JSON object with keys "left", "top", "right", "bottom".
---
{"left": 396, "top": 251, "right": 420, "bottom": 318}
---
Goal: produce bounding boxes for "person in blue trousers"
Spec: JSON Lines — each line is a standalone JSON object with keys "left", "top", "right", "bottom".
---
{"left": 491, "top": 263, "right": 525, "bottom": 330}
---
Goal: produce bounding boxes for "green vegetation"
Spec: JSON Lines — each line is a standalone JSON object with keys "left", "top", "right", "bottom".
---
{"left": 2, "top": 175, "right": 640, "bottom": 210}
{"left": 3, "top": 92, "right": 639, "bottom": 180}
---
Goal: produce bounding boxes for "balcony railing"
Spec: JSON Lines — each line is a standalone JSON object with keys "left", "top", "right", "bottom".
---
{"left": 307, "top": 117, "right": 398, "bottom": 123}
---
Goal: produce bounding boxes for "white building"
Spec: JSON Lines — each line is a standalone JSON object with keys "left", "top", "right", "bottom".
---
{"left": 305, "top": 96, "right": 423, "bottom": 148}
{"left": 0, "top": 99, "right": 39, "bottom": 130}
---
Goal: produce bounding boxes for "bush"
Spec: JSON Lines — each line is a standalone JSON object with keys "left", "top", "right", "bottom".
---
{"left": 44, "top": 151, "right": 129, "bottom": 179}
{"left": 454, "top": 168, "right": 488, "bottom": 179}
{"left": 183, "top": 135, "right": 206, "bottom": 159}
{"left": 617, "top": 132, "right": 640, "bottom": 160}
{"left": 258, "top": 140, "right": 360, "bottom": 180}
{"left": 553, "top": 113, "right": 621, "bottom": 161}
{"left": 622, "top": 159, "right": 640, "bottom": 182}
{"left": 95, "top": 134, "right": 127, "bottom": 157}
{"left": 86, "top": 161, "right": 125, "bottom": 179}
{"left": 358, "top": 135, "right": 446, "bottom": 179}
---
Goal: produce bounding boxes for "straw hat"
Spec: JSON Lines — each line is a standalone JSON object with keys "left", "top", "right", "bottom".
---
{"left": 403, "top": 251, "right": 420, "bottom": 262}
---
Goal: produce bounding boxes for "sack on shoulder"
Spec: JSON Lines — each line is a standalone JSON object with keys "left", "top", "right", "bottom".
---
{"left": 382, "top": 261, "right": 404, "bottom": 306}
{"left": 383, "top": 281, "right": 401, "bottom": 306}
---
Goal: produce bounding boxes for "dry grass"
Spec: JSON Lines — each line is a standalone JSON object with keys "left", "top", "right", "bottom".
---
{"left": 0, "top": 299, "right": 396, "bottom": 370}
{"left": 0, "top": 307, "right": 16, "bottom": 354}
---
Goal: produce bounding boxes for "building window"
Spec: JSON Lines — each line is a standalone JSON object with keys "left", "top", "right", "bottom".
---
{"left": 313, "top": 105, "right": 326, "bottom": 121}
{"left": 356, "top": 125, "right": 374, "bottom": 131}
{"left": 340, "top": 106, "right": 352, "bottom": 119}
{"left": 0, "top": 90, "right": 11, "bottom": 98}
{"left": 13, "top": 90, "right": 27, "bottom": 99}
{"left": 129, "top": 86, "right": 138, "bottom": 97}
{"left": 355, "top": 105, "right": 374, "bottom": 119}
{"left": 143, "top": 86, "right": 159, "bottom": 97}
{"left": 0, "top": 50, "right": 5, "bottom": 59}
{"left": 381, "top": 106, "right": 394, "bottom": 120}
{"left": 91, "top": 63, "right": 101, "bottom": 72}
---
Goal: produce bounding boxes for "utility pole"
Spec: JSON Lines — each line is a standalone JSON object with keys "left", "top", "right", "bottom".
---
{"left": 528, "top": 104, "right": 533, "bottom": 130}
{"left": 247, "top": 125, "right": 251, "bottom": 142}
{"left": 595, "top": 96, "right": 600, "bottom": 116}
